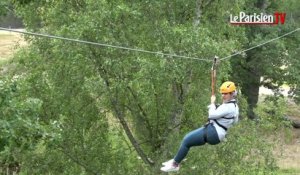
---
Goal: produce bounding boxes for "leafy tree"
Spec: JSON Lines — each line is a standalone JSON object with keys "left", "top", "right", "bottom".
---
{"left": 0, "top": 0, "right": 10, "bottom": 16}
{"left": 0, "top": 0, "right": 290, "bottom": 174}
{"left": 230, "top": 0, "right": 300, "bottom": 118}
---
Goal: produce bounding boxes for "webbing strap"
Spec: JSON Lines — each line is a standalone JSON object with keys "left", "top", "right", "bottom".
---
{"left": 221, "top": 101, "right": 236, "bottom": 120}
{"left": 221, "top": 116, "right": 235, "bottom": 119}
{"left": 214, "top": 119, "right": 228, "bottom": 131}
{"left": 209, "top": 100, "right": 237, "bottom": 132}
{"left": 225, "top": 100, "right": 236, "bottom": 107}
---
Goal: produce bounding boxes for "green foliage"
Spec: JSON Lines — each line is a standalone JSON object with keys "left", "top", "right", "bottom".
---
{"left": 0, "top": 0, "right": 10, "bottom": 16}
{"left": 0, "top": 75, "right": 46, "bottom": 174}
{"left": 230, "top": 0, "right": 300, "bottom": 114}
{"left": 159, "top": 120, "right": 279, "bottom": 175}
{"left": 1, "top": 0, "right": 296, "bottom": 174}
{"left": 254, "top": 96, "right": 291, "bottom": 130}
{"left": 8, "top": 45, "right": 140, "bottom": 174}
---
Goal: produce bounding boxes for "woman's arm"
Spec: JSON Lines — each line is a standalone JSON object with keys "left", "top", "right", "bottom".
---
{"left": 208, "top": 104, "right": 232, "bottom": 120}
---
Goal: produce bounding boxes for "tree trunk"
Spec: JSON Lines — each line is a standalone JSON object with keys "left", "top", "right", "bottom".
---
{"left": 194, "top": 0, "right": 214, "bottom": 27}
{"left": 92, "top": 55, "right": 155, "bottom": 166}
{"left": 238, "top": 0, "right": 270, "bottom": 119}
{"left": 256, "top": 0, "right": 269, "bottom": 10}
{"left": 111, "top": 97, "right": 155, "bottom": 166}
{"left": 194, "top": 0, "right": 202, "bottom": 27}
{"left": 241, "top": 73, "right": 261, "bottom": 119}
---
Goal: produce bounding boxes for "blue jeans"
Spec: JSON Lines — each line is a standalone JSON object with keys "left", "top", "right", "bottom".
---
{"left": 174, "top": 124, "right": 220, "bottom": 163}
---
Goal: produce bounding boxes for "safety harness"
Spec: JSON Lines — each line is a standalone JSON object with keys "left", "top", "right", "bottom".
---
{"left": 213, "top": 100, "right": 236, "bottom": 131}
{"left": 204, "top": 100, "right": 236, "bottom": 143}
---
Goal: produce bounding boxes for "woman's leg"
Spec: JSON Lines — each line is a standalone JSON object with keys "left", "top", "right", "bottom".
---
{"left": 174, "top": 127, "right": 206, "bottom": 163}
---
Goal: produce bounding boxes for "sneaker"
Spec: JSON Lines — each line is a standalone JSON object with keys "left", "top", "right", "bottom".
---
{"left": 160, "top": 162, "right": 180, "bottom": 172}
{"left": 162, "top": 159, "right": 174, "bottom": 166}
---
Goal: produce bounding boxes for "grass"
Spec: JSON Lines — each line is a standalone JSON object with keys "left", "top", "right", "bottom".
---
{"left": 276, "top": 127, "right": 300, "bottom": 173}
{"left": 258, "top": 93, "right": 300, "bottom": 174}
{"left": 287, "top": 100, "right": 300, "bottom": 120}
{"left": 0, "top": 32, "right": 26, "bottom": 75}
{"left": 276, "top": 101, "right": 300, "bottom": 174}
{"left": 278, "top": 168, "right": 300, "bottom": 175}
{"left": 0, "top": 32, "right": 25, "bottom": 61}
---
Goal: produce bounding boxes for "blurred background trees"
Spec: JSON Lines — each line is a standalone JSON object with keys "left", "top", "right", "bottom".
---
{"left": 0, "top": 0, "right": 299, "bottom": 174}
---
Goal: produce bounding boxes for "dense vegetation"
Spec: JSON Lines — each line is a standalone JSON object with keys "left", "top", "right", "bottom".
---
{"left": 0, "top": 0, "right": 299, "bottom": 174}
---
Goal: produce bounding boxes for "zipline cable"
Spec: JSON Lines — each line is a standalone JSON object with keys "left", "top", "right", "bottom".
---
{"left": 0, "top": 27, "right": 299, "bottom": 62}
{"left": 211, "top": 56, "right": 218, "bottom": 96}
{"left": 0, "top": 27, "right": 210, "bottom": 62}
{"left": 219, "top": 28, "right": 300, "bottom": 61}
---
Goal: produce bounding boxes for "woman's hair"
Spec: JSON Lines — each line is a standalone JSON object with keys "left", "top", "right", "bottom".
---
{"left": 231, "top": 90, "right": 238, "bottom": 98}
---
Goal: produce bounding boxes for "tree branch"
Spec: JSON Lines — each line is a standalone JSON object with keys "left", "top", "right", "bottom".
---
{"left": 194, "top": 0, "right": 202, "bottom": 27}
{"left": 58, "top": 145, "right": 99, "bottom": 175}
{"left": 88, "top": 48, "right": 154, "bottom": 166}
{"left": 110, "top": 97, "right": 154, "bottom": 165}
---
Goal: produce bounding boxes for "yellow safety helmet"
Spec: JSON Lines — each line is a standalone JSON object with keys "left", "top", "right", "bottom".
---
{"left": 220, "top": 81, "right": 236, "bottom": 93}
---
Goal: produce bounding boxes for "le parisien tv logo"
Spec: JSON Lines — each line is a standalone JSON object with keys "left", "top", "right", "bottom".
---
{"left": 230, "top": 12, "right": 286, "bottom": 25}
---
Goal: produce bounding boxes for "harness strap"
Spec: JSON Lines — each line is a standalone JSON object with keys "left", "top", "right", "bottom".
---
{"left": 221, "top": 116, "right": 235, "bottom": 119}
{"left": 225, "top": 100, "right": 236, "bottom": 107}
{"left": 209, "top": 100, "right": 237, "bottom": 133}
{"left": 214, "top": 119, "right": 228, "bottom": 131}
{"left": 214, "top": 101, "right": 236, "bottom": 131}
{"left": 219, "top": 101, "right": 236, "bottom": 119}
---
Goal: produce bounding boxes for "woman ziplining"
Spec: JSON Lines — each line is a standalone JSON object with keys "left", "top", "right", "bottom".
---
{"left": 0, "top": 27, "right": 298, "bottom": 170}
{"left": 160, "top": 57, "right": 239, "bottom": 172}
